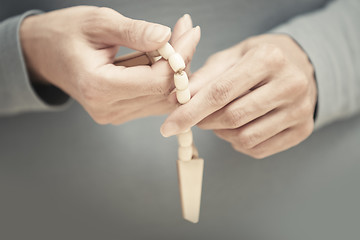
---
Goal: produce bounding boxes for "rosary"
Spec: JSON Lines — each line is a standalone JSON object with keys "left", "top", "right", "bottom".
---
{"left": 114, "top": 42, "right": 204, "bottom": 223}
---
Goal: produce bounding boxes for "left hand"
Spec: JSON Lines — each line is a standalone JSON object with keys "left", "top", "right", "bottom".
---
{"left": 160, "top": 34, "right": 317, "bottom": 159}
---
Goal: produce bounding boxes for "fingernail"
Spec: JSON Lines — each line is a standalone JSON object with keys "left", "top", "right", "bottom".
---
{"left": 183, "top": 14, "right": 193, "bottom": 28}
{"left": 160, "top": 122, "right": 180, "bottom": 137}
{"left": 148, "top": 24, "right": 171, "bottom": 43}
{"left": 183, "top": 13, "right": 190, "bottom": 20}
{"left": 194, "top": 25, "right": 201, "bottom": 33}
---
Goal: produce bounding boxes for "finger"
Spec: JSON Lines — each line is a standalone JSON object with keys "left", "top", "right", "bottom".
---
{"left": 96, "top": 25, "right": 201, "bottom": 100}
{"left": 213, "top": 107, "right": 297, "bottom": 149}
{"left": 89, "top": 93, "right": 175, "bottom": 125}
{"left": 231, "top": 122, "right": 313, "bottom": 159}
{"left": 187, "top": 48, "right": 240, "bottom": 96}
{"left": 160, "top": 48, "right": 271, "bottom": 137}
{"left": 96, "top": 63, "right": 172, "bottom": 100}
{"left": 111, "top": 98, "right": 177, "bottom": 125}
{"left": 94, "top": 8, "right": 171, "bottom": 52}
{"left": 198, "top": 81, "right": 283, "bottom": 130}
{"left": 170, "top": 26, "right": 201, "bottom": 67}
{"left": 171, "top": 14, "right": 194, "bottom": 73}
{"left": 187, "top": 61, "right": 224, "bottom": 96}
{"left": 171, "top": 14, "right": 193, "bottom": 44}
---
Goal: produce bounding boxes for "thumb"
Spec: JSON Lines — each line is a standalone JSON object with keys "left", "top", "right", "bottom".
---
{"left": 119, "top": 17, "right": 171, "bottom": 51}
{"left": 100, "top": 8, "right": 171, "bottom": 52}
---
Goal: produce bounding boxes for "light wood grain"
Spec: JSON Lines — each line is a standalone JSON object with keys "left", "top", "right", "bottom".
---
{"left": 177, "top": 158, "right": 204, "bottom": 223}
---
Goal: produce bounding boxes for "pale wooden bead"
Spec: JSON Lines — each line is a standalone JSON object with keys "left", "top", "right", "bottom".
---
{"left": 177, "top": 129, "right": 193, "bottom": 147}
{"left": 153, "top": 56, "right": 162, "bottom": 62}
{"left": 176, "top": 88, "right": 191, "bottom": 104}
{"left": 174, "top": 71, "right": 189, "bottom": 91}
{"left": 157, "top": 42, "right": 175, "bottom": 60}
{"left": 178, "top": 146, "right": 193, "bottom": 161}
{"left": 168, "top": 53, "right": 186, "bottom": 73}
{"left": 192, "top": 144, "right": 199, "bottom": 159}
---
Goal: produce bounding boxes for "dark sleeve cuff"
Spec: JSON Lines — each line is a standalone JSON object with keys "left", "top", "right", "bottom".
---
{"left": 0, "top": 10, "right": 72, "bottom": 116}
{"left": 269, "top": 0, "right": 360, "bottom": 129}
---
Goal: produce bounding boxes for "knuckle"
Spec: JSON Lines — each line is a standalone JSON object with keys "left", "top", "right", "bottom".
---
{"left": 93, "top": 111, "right": 119, "bottom": 125}
{"left": 157, "top": 76, "right": 174, "bottom": 95}
{"left": 151, "top": 82, "right": 170, "bottom": 95}
{"left": 258, "top": 44, "right": 286, "bottom": 69}
{"left": 183, "top": 55, "right": 192, "bottom": 67}
{"left": 95, "top": 7, "right": 115, "bottom": 16}
{"left": 93, "top": 7, "right": 115, "bottom": 18}
{"left": 207, "top": 80, "right": 232, "bottom": 106}
{"left": 237, "top": 129, "right": 259, "bottom": 149}
{"left": 232, "top": 142, "right": 268, "bottom": 159}
{"left": 84, "top": 7, "right": 114, "bottom": 31}
{"left": 246, "top": 144, "right": 268, "bottom": 159}
{"left": 288, "top": 99, "right": 314, "bottom": 122}
{"left": 301, "top": 120, "right": 314, "bottom": 138}
{"left": 90, "top": 112, "right": 110, "bottom": 125}
{"left": 249, "top": 149, "right": 268, "bottom": 159}
{"left": 111, "top": 121, "right": 124, "bottom": 126}
{"left": 78, "top": 79, "right": 103, "bottom": 104}
{"left": 224, "top": 108, "right": 246, "bottom": 128}
{"left": 94, "top": 117, "right": 109, "bottom": 125}
{"left": 152, "top": 64, "right": 174, "bottom": 95}
{"left": 109, "top": 113, "right": 133, "bottom": 126}
{"left": 299, "top": 99, "right": 314, "bottom": 118}
{"left": 292, "top": 73, "right": 309, "bottom": 93}
{"left": 280, "top": 73, "right": 309, "bottom": 100}
{"left": 231, "top": 143, "right": 243, "bottom": 153}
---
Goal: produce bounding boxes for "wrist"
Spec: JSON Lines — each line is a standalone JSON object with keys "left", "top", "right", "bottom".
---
{"left": 20, "top": 14, "right": 49, "bottom": 85}
{"left": 281, "top": 34, "right": 318, "bottom": 120}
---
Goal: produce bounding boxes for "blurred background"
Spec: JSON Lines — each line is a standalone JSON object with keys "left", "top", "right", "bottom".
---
{"left": 1, "top": 0, "right": 360, "bottom": 239}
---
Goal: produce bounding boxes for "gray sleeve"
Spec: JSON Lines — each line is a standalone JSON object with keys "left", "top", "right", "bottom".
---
{"left": 0, "top": 10, "right": 72, "bottom": 116}
{"left": 270, "top": 0, "right": 360, "bottom": 129}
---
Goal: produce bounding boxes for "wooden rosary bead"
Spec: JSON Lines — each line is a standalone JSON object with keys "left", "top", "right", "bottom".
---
{"left": 177, "top": 129, "right": 193, "bottom": 147}
{"left": 178, "top": 146, "right": 193, "bottom": 161}
{"left": 158, "top": 42, "right": 175, "bottom": 60}
{"left": 192, "top": 144, "right": 199, "bottom": 159}
{"left": 168, "top": 53, "right": 186, "bottom": 73}
{"left": 174, "top": 71, "right": 189, "bottom": 91}
{"left": 176, "top": 88, "right": 191, "bottom": 104}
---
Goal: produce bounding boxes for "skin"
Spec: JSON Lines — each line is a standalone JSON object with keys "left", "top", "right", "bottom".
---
{"left": 20, "top": 6, "right": 316, "bottom": 158}
{"left": 20, "top": 6, "right": 200, "bottom": 125}
{"left": 161, "top": 34, "right": 317, "bottom": 159}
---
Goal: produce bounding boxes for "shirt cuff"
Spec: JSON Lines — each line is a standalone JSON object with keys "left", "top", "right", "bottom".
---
{"left": 0, "top": 10, "right": 72, "bottom": 116}
{"left": 268, "top": 0, "right": 360, "bottom": 130}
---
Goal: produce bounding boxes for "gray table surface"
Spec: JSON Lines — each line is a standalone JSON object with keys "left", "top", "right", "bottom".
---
{"left": 1, "top": 0, "right": 359, "bottom": 239}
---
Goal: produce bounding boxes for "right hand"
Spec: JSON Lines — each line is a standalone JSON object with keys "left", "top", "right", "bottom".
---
{"left": 20, "top": 6, "right": 200, "bottom": 124}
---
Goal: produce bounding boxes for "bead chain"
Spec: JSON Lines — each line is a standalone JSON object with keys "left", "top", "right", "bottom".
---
{"left": 156, "top": 42, "right": 197, "bottom": 161}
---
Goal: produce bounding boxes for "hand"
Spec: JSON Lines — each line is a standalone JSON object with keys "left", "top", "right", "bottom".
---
{"left": 161, "top": 34, "right": 317, "bottom": 159}
{"left": 20, "top": 6, "right": 200, "bottom": 124}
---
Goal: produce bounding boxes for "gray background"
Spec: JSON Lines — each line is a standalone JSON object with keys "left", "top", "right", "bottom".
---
{"left": 1, "top": 0, "right": 360, "bottom": 239}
